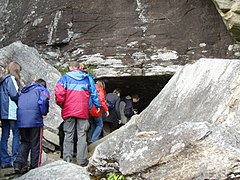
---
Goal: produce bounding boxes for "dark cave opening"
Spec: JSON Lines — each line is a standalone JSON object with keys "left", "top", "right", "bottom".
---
{"left": 97, "top": 75, "right": 173, "bottom": 113}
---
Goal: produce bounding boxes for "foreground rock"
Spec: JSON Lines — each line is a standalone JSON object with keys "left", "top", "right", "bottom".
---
{"left": 88, "top": 58, "right": 240, "bottom": 179}
{"left": 14, "top": 160, "right": 90, "bottom": 180}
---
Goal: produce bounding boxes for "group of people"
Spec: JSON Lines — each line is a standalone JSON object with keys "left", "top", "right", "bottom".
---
{"left": 0, "top": 60, "right": 139, "bottom": 173}
{"left": 0, "top": 61, "right": 50, "bottom": 173}
{"left": 55, "top": 61, "right": 140, "bottom": 167}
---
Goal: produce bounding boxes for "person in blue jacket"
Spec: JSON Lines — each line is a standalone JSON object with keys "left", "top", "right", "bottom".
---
{"left": 55, "top": 61, "right": 100, "bottom": 167}
{"left": 13, "top": 79, "right": 50, "bottom": 172}
{"left": 0, "top": 61, "right": 22, "bottom": 168}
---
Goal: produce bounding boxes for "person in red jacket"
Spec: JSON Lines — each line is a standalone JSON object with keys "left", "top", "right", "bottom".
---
{"left": 89, "top": 80, "right": 109, "bottom": 143}
{"left": 54, "top": 61, "right": 100, "bottom": 167}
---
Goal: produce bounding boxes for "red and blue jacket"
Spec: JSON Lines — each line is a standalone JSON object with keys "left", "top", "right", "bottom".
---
{"left": 17, "top": 82, "right": 50, "bottom": 128}
{"left": 54, "top": 69, "right": 100, "bottom": 120}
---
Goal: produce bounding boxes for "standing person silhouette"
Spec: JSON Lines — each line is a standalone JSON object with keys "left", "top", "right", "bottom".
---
{"left": 103, "top": 88, "right": 121, "bottom": 136}
{"left": 13, "top": 79, "right": 50, "bottom": 172}
{"left": 55, "top": 61, "right": 100, "bottom": 167}
{"left": 89, "top": 80, "right": 109, "bottom": 143}
{"left": 0, "top": 61, "right": 21, "bottom": 168}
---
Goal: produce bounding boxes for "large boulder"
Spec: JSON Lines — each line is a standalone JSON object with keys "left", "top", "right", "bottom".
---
{"left": 88, "top": 58, "right": 240, "bottom": 179}
{"left": 0, "top": 41, "right": 62, "bottom": 131}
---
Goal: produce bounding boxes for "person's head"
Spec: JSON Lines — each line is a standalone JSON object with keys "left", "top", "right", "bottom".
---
{"left": 96, "top": 80, "right": 105, "bottom": 89}
{"left": 113, "top": 88, "right": 121, "bottom": 96}
{"left": 69, "top": 61, "right": 80, "bottom": 71}
{"left": 36, "top": 78, "right": 47, "bottom": 88}
{"left": 132, "top": 94, "right": 140, "bottom": 103}
{"left": 5, "top": 61, "right": 22, "bottom": 88}
{"left": 79, "top": 63, "right": 87, "bottom": 71}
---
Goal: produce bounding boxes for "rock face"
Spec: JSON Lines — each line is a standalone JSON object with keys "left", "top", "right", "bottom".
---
{"left": 14, "top": 160, "right": 90, "bottom": 180}
{"left": 88, "top": 58, "right": 240, "bottom": 179}
{"left": 212, "top": 0, "right": 240, "bottom": 42}
{"left": 0, "top": 0, "right": 238, "bottom": 79}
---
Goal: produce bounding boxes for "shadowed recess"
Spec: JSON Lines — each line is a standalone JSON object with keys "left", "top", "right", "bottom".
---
{"left": 98, "top": 75, "right": 173, "bottom": 113}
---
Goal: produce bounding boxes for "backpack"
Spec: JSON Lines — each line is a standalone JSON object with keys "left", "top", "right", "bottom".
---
{"left": 124, "top": 98, "right": 134, "bottom": 118}
{"left": 119, "top": 101, "right": 128, "bottom": 124}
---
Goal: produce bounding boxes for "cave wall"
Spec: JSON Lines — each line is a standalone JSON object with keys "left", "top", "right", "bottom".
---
{"left": 0, "top": 0, "right": 238, "bottom": 79}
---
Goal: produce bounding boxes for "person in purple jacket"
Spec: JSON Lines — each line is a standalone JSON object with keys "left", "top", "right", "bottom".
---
{"left": 13, "top": 79, "right": 50, "bottom": 172}
{"left": 55, "top": 61, "right": 100, "bottom": 167}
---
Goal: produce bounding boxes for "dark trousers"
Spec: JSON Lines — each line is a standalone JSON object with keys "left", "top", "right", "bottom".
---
{"left": 14, "top": 127, "right": 43, "bottom": 169}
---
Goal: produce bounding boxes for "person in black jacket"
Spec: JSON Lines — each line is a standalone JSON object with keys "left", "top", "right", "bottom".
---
{"left": 102, "top": 88, "right": 121, "bottom": 136}
{"left": 123, "top": 94, "right": 140, "bottom": 122}
{"left": 13, "top": 79, "right": 50, "bottom": 172}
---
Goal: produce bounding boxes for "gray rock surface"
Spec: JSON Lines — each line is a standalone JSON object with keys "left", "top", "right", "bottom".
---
{"left": 0, "top": 0, "right": 238, "bottom": 78}
{"left": 14, "top": 160, "right": 90, "bottom": 180}
{"left": 213, "top": 0, "right": 240, "bottom": 42}
{"left": 0, "top": 41, "right": 62, "bottom": 130}
{"left": 88, "top": 58, "right": 240, "bottom": 179}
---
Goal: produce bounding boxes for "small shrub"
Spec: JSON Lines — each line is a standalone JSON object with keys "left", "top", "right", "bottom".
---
{"left": 107, "top": 172, "right": 125, "bottom": 180}
{"left": 54, "top": 65, "right": 69, "bottom": 75}
{"left": 87, "top": 65, "right": 97, "bottom": 76}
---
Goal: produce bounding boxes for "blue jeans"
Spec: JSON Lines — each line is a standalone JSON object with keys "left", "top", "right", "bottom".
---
{"left": 90, "top": 116, "right": 103, "bottom": 143}
{"left": 1, "top": 120, "right": 20, "bottom": 166}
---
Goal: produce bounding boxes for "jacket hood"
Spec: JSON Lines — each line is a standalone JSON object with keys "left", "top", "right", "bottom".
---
{"left": 21, "top": 83, "right": 38, "bottom": 93}
{"left": 21, "top": 82, "right": 49, "bottom": 94}
{"left": 0, "top": 74, "right": 11, "bottom": 85}
{"left": 66, "top": 70, "right": 88, "bottom": 80}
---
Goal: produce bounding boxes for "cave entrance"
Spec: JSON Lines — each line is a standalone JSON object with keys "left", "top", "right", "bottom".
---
{"left": 97, "top": 75, "right": 173, "bottom": 113}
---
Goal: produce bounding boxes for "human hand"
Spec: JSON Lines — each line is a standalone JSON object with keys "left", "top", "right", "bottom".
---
{"left": 42, "top": 116, "right": 47, "bottom": 119}
{"left": 105, "top": 111, "right": 109, "bottom": 117}
{"left": 133, "top": 109, "right": 138, "bottom": 114}
{"left": 96, "top": 108, "right": 101, "bottom": 113}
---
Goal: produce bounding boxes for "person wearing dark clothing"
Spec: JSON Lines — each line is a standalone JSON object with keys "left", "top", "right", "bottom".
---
{"left": 123, "top": 94, "right": 140, "bottom": 122}
{"left": 13, "top": 79, "right": 50, "bottom": 172}
{"left": 103, "top": 88, "right": 121, "bottom": 136}
{"left": 0, "top": 61, "right": 22, "bottom": 168}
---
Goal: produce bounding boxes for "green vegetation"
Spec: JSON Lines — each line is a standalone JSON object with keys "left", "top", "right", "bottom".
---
{"left": 87, "top": 65, "right": 97, "bottom": 76}
{"left": 54, "top": 64, "right": 97, "bottom": 76}
{"left": 54, "top": 65, "right": 69, "bottom": 75}
{"left": 107, "top": 172, "right": 125, "bottom": 180}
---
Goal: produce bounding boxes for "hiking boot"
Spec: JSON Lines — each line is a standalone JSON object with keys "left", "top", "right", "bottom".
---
{"left": 13, "top": 164, "right": 22, "bottom": 173}
{"left": 79, "top": 160, "right": 89, "bottom": 167}
{"left": 65, "top": 156, "right": 71, "bottom": 163}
